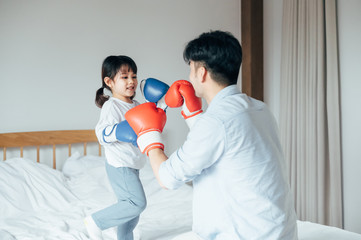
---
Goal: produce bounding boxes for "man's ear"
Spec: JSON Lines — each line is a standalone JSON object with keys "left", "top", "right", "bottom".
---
{"left": 198, "top": 66, "right": 207, "bottom": 83}
{"left": 104, "top": 77, "right": 112, "bottom": 88}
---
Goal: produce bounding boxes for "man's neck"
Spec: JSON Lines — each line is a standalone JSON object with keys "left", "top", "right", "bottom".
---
{"left": 204, "top": 82, "right": 227, "bottom": 105}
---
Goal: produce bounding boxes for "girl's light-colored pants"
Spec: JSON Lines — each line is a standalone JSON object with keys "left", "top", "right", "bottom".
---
{"left": 92, "top": 162, "right": 146, "bottom": 240}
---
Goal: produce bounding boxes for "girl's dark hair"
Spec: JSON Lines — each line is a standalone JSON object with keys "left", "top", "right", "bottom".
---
{"left": 183, "top": 30, "right": 242, "bottom": 86}
{"left": 95, "top": 55, "right": 137, "bottom": 108}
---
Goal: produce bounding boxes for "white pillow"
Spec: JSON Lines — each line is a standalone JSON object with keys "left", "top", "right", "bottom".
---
{"left": 62, "top": 152, "right": 106, "bottom": 178}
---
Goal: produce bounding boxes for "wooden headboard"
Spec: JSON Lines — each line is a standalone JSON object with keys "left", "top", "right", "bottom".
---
{"left": 0, "top": 130, "right": 101, "bottom": 169}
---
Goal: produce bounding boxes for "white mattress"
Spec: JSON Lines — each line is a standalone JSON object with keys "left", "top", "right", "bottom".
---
{"left": 0, "top": 154, "right": 360, "bottom": 240}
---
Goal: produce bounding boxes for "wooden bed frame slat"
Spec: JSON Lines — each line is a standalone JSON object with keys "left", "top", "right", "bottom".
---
{"left": 0, "top": 130, "right": 98, "bottom": 147}
{"left": 37, "top": 146, "right": 40, "bottom": 163}
{"left": 53, "top": 144, "right": 56, "bottom": 169}
{"left": 0, "top": 130, "right": 101, "bottom": 168}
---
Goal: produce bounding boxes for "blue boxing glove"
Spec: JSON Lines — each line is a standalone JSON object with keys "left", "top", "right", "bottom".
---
{"left": 140, "top": 78, "right": 169, "bottom": 110}
{"left": 102, "top": 120, "right": 138, "bottom": 146}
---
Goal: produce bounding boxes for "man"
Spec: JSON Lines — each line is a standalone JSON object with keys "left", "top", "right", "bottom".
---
{"left": 125, "top": 30, "right": 298, "bottom": 240}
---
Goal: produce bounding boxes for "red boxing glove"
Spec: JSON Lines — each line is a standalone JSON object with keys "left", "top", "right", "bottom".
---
{"left": 125, "top": 102, "right": 166, "bottom": 155}
{"left": 165, "top": 80, "right": 203, "bottom": 128}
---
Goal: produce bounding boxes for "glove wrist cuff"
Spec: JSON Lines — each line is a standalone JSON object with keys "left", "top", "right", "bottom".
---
{"left": 181, "top": 109, "right": 203, "bottom": 119}
{"left": 181, "top": 111, "right": 203, "bottom": 129}
{"left": 137, "top": 130, "right": 164, "bottom": 155}
{"left": 103, "top": 125, "right": 118, "bottom": 143}
{"left": 156, "top": 95, "right": 168, "bottom": 110}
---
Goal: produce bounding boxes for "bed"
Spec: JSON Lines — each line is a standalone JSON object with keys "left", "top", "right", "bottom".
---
{"left": 1, "top": 130, "right": 360, "bottom": 240}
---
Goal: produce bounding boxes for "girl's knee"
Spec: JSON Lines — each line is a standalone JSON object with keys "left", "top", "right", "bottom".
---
{"left": 129, "top": 197, "right": 146, "bottom": 215}
{"left": 136, "top": 198, "right": 147, "bottom": 213}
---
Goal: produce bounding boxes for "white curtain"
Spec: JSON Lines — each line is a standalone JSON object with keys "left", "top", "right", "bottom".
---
{"left": 279, "top": 0, "right": 342, "bottom": 228}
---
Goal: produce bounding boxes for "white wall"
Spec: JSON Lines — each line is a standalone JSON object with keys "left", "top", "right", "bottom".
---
{"left": 264, "top": 0, "right": 361, "bottom": 234}
{"left": 0, "top": 0, "right": 241, "bottom": 156}
{"left": 338, "top": 0, "right": 361, "bottom": 234}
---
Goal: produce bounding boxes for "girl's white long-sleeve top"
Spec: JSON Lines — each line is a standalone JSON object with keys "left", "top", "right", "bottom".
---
{"left": 95, "top": 97, "right": 146, "bottom": 169}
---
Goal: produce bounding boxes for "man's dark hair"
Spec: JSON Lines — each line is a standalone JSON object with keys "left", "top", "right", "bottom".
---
{"left": 183, "top": 30, "right": 242, "bottom": 86}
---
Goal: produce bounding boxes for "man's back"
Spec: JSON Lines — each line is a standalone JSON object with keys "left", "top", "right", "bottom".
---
{"left": 190, "top": 85, "right": 298, "bottom": 239}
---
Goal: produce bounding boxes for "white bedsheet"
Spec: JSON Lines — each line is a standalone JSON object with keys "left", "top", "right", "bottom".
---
{"left": 1, "top": 155, "right": 360, "bottom": 240}
{"left": 0, "top": 158, "right": 89, "bottom": 239}
{"left": 0, "top": 155, "right": 193, "bottom": 240}
{"left": 297, "top": 220, "right": 361, "bottom": 240}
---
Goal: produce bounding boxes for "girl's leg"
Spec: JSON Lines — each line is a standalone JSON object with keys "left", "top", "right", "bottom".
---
{"left": 92, "top": 163, "right": 146, "bottom": 234}
{"left": 117, "top": 216, "right": 139, "bottom": 240}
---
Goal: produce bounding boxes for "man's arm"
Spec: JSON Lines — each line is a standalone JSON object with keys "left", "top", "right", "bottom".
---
{"left": 148, "top": 148, "right": 168, "bottom": 189}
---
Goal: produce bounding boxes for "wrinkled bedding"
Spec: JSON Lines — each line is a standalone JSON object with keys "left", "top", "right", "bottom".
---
{"left": 0, "top": 154, "right": 192, "bottom": 240}
{"left": 1, "top": 154, "right": 360, "bottom": 240}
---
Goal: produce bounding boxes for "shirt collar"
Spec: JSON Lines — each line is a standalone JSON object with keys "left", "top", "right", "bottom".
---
{"left": 207, "top": 84, "right": 240, "bottom": 110}
{"left": 111, "top": 97, "right": 137, "bottom": 106}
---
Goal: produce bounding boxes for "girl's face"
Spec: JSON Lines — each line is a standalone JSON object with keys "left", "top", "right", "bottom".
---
{"left": 106, "top": 66, "right": 137, "bottom": 103}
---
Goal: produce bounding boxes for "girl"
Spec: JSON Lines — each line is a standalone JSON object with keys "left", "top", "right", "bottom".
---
{"left": 84, "top": 55, "right": 146, "bottom": 240}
